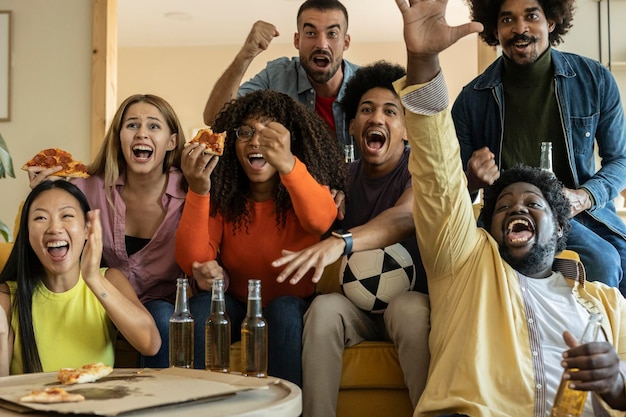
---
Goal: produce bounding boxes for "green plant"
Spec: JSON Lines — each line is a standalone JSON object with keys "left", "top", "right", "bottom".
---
{"left": 0, "top": 132, "right": 15, "bottom": 242}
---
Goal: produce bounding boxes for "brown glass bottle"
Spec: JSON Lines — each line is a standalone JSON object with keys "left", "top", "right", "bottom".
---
{"left": 240, "top": 279, "right": 268, "bottom": 378}
{"left": 169, "top": 277, "right": 194, "bottom": 368}
{"left": 550, "top": 313, "right": 602, "bottom": 417}
{"left": 205, "top": 278, "right": 230, "bottom": 372}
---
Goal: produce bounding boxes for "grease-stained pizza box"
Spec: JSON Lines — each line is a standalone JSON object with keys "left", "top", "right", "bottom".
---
{"left": 0, "top": 368, "right": 278, "bottom": 416}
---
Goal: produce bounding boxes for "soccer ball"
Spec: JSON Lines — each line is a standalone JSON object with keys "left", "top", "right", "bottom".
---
{"left": 339, "top": 243, "right": 416, "bottom": 314}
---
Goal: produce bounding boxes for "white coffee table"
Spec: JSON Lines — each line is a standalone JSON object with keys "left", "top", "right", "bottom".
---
{"left": 0, "top": 368, "right": 302, "bottom": 417}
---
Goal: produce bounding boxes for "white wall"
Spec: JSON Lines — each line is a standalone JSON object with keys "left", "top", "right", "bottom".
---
{"left": 118, "top": 36, "right": 478, "bottom": 142}
{"left": 0, "top": 0, "right": 92, "bottom": 238}
{"left": 0, "top": 0, "right": 623, "bottom": 237}
{"left": 557, "top": 0, "right": 626, "bottom": 105}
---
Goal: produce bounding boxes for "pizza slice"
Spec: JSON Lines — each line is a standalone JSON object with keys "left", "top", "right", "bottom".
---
{"left": 20, "top": 387, "right": 85, "bottom": 403}
{"left": 57, "top": 362, "right": 113, "bottom": 385}
{"left": 186, "top": 127, "right": 226, "bottom": 156}
{"left": 21, "top": 148, "right": 89, "bottom": 178}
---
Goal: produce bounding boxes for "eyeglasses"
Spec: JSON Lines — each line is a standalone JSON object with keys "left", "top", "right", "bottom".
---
{"left": 234, "top": 126, "right": 256, "bottom": 142}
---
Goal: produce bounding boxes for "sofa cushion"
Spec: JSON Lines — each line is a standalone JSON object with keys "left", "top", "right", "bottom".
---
{"left": 339, "top": 341, "right": 405, "bottom": 388}
{"left": 230, "top": 340, "right": 406, "bottom": 389}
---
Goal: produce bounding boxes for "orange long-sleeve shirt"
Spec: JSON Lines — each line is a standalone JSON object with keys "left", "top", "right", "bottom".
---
{"left": 176, "top": 158, "right": 337, "bottom": 304}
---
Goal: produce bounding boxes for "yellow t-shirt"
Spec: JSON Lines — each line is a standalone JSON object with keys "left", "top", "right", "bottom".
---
{"left": 8, "top": 269, "right": 116, "bottom": 374}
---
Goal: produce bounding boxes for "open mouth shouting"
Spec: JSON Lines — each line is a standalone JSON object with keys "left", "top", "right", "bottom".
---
{"left": 505, "top": 217, "right": 536, "bottom": 246}
{"left": 311, "top": 52, "right": 332, "bottom": 69}
{"left": 132, "top": 144, "right": 154, "bottom": 161}
{"left": 364, "top": 128, "right": 387, "bottom": 152}
{"left": 247, "top": 153, "right": 267, "bottom": 170}
{"left": 46, "top": 239, "right": 70, "bottom": 261}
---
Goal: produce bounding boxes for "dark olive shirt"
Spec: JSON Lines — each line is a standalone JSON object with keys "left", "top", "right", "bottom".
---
{"left": 501, "top": 49, "right": 575, "bottom": 187}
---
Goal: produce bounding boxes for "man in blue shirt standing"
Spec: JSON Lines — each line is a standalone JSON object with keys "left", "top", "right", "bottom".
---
{"left": 203, "top": 0, "right": 359, "bottom": 160}
{"left": 451, "top": 0, "right": 626, "bottom": 293}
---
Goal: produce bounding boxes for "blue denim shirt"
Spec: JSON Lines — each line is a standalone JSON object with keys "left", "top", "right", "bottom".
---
{"left": 238, "top": 56, "right": 360, "bottom": 154}
{"left": 452, "top": 49, "right": 626, "bottom": 238}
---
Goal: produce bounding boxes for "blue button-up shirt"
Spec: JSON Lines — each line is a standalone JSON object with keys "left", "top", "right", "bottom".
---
{"left": 452, "top": 48, "right": 626, "bottom": 239}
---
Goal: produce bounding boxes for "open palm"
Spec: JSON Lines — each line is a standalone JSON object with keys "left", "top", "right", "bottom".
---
{"left": 394, "top": 0, "right": 483, "bottom": 56}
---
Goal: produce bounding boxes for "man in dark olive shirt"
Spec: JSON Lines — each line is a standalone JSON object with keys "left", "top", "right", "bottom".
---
{"left": 452, "top": 0, "right": 626, "bottom": 294}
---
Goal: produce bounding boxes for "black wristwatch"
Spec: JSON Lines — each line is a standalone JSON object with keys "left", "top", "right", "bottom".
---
{"left": 332, "top": 229, "right": 353, "bottom": 256}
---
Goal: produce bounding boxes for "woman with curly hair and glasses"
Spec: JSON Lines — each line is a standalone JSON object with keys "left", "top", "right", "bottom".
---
{"left": 176, "top": 89, "right": 347, "bottom": 386}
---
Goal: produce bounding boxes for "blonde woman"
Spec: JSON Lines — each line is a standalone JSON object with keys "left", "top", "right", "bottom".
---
{"left": 27, "top": 95, "right": 217, "bottom": 369}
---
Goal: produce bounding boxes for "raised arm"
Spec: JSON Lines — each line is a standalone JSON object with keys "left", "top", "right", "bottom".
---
{"left": 81, "top": 210, "right": 161, "bottom": 356}
{"left": 203, "top": 21, "right": 279, "bottom": 125}
{"left": 274, "top": 187, "right": 415, "bottom": 284}
{"left": 281, "top": 158, "right": 338, "bottom": 235}
{"left": 395, "top": 0, "right": 484, "bottom": 280}
{"left": 175, "top": 141, "right": 221, "bottom": 278}
{"left": 395, "top": 0, "right": 483, "bottom": 84}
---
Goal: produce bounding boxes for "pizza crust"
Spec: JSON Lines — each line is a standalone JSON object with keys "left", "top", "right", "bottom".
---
{"left": 57, "top": 362, "right": 113, "bottom": 385}
{"left": 20, "top": 387, "right": 85, "bottom": 403}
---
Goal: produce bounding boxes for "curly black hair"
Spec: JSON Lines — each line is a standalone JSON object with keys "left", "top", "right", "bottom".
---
{"left": 339, "top": 60, "right": 406, "bottom": 122}
{"left": 211, "top": 90, "right": 347, "bottom": 232}
{"left": 465, "top": 0, "right": 575, "bottom": 46}
{"left": 481, "top": 165, "right": 571, "bottom": 253}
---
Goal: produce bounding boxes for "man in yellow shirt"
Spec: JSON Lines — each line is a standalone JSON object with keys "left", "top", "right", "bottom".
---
{"left": 392, "top": 0, "right": 626, "bottom": 415}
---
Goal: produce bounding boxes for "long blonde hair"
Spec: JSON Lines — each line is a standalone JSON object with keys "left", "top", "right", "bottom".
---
{"left": 89, "top": 94, "right": 186, "bottom": 202}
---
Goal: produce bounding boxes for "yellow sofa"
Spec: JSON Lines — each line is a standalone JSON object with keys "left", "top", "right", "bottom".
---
{"left": 0, "top": 203, "right": 580, "bottom": 417}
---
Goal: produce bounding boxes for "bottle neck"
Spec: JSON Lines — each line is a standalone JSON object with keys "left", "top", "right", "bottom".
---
{"left": 211, "top": 299, "right": 226, "bottom": 314}
{"left": 246, "top": 280, "right": 262, "bottom": 317}
{"left": 579, "top": 313, "right": 602, "bottom": 343}
{"left": 211, "top": 281, "right": 226, "bottom": 314}
{"left": 246, "top": 297, "right": 262, "bottom": 318}
{"left": 344, "top": 144, "right": 355, "bottom": 163}
{"left": 540, "top": 142, "right": 553, "bottom": 173}
{"left": 174, "top": 280, "right": 190, "bottom": 314}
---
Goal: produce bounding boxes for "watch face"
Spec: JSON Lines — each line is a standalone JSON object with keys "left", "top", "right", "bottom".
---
{"left": 333, "top": 230, "right": 350, "bottom": 238}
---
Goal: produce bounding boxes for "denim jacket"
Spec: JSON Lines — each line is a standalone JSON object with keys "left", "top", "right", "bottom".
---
{"left": 452, "top": 48, "right": 626, "bottom": 238}
{"left": 239, "top": 56, "right": 360, "bottom": 154}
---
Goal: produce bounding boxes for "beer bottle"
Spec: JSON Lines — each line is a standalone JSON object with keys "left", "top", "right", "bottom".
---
{"left": 550, "top": 313, "right": 603, "bottom": 417}
{"left": 169, "top": 277, "right": 194, "bottom": 368}
{"left": 344, "top": 143, "right": 355, "bottom": 164}
{"left": 240, "top": 279, "right": 268, "bottom": 378}
{"left": 205, "top": 278, "right": 231, "bottom": 372}
{"left": 540, "top": 141, "right": 554, "bottom": 173}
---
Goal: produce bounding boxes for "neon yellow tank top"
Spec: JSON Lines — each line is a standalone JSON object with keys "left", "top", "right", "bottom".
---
{"left": 8, "top": 269, "right": 116, "bottom": 374}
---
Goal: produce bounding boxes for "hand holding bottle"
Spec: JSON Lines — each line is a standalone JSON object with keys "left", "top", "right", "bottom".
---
{"left": 561, "top": 187, "right": 593, "bottom": 218}
{"left": 552, "top": 314, "right": 625, "bottom": 414}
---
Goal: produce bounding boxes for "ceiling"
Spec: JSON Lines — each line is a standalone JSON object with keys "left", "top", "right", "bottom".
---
{"left": 117, "top": 0, "right": 472, "bottom": 47}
